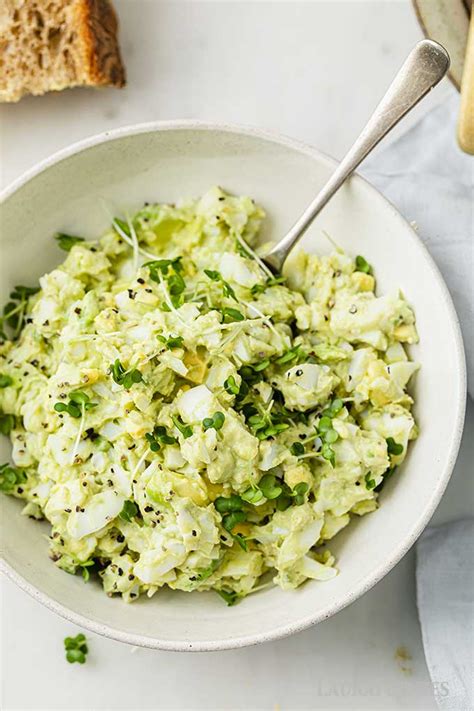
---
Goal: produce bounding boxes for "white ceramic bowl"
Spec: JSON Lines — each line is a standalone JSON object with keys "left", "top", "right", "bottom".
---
{"left": 0, "top": 122, "right": 466, "bottom": 651}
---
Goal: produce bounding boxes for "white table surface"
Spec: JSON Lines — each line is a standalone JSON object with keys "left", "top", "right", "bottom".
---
{"left": 1, "top": 2, "right": 471, "bottom": 710}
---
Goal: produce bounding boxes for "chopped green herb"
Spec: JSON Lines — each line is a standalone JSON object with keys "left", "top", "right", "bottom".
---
{"left": 119, "top": 500, "right": 138, "bottom": 522}
{"left": 64, "top": 633, "right": 88, "bottom": 664}
{"left": 54, "top": 233, "right": 85, "bottom": 252}
{"left": 171, "top": 415, "right": 193, "bottom": 439}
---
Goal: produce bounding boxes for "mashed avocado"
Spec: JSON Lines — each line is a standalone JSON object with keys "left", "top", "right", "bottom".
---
{"left": 0, "top": 187, "right": 418, "bottom": 604}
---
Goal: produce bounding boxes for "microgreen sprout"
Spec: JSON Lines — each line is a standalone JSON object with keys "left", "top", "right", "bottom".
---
{"left": 0, "top": 413, "right": 15, "bottom": 435}
{"left": 386, "top": 437, "right": 404, "bottom": 456}
{"left": 202, "top": 411, "right": 225, "bottom": 431}
{"left": 0, "top": 374, "right": 13, "bottom": 388}
{"left": 274, "top": 346, "right": 306, "bottom": 366}
{"left": 241, "top": 487, "right": 265, "bottom": 505}
{"left": 290, "top": 441, "right": 305, "bottom": 456}
{"left": 79, "top": 560, "right": 95, "bottom": 582}
{"left": 221, "top": 307, "right": 245, "bottom": 322}
{"left": 0, "top": 463, "right": 26, "bottom": 492}
{"left": 54, "top": 391, "right": 97, "bottom": 418}
{"left": 292, "top": 482, "right": 309, "bottom": 505}
{"left": 222, "top": 510, "right": 246, "bottom": 532}
{"left": 157, "top": 334, "right": 184, "bottom": 350}
{"left": 0, "top": 284, "right": 40, "bottom": 340}
{"left": 204, "top": 269, "right": 238, "bottom": 302}
{"left": 145, "top": 258, "right": 186, "bottom": 308}
{"left": 216, "top": 589, "right": 240, "bottom": 606}
{"left": 355, "top": 255, "right": 372, "bottom": 274}
{"left": 214, "top": 495, "right": 244, "bottom": 514}
{"left": 171, "top": 415, "right": 193, "bottom": 439}
{"left": 54, "top": 233, "right": 85, "bottom": 251}
{"left": 223, "top": 375, "right": 240, "bottom": 395}
{"left": 119, "top": 500, "right": 139, "bottom": 522}
{"left": 113, "top": 217, "right": 131, "bottom": 238}
{"left": 252, "top": 359, "right": 270, "bottom": 372}
{"left": 365, "top": 472, "right": 376, "bottom": 490}
{"left": 250, "top": 275, "right": 286, "bottom": 295}
{"left": 196, "top": 558, "right": 222, "bottom": 582}
{"left": 374, "top": 466, "right": 397, "bottom": 493}
{"left": 64, "top": 633, "right": 88, "bottom": 664}
{"left": 110, "top": 359, "right": 143, "bottom": 389}
{"left": 146, "top": 425, "right": 177, "bottom": 452}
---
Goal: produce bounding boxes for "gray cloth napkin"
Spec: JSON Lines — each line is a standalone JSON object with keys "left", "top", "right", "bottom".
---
{"left": 362, "top": 88, "right": 473, "bottom": 400}
{"left": 362, "top": 90, "right": 474, "bottom": 711}
{"left": 416, "top": 519, "right": 474, "bottom": 711}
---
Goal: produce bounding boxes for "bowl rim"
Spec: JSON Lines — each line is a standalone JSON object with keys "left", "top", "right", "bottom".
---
{"left": 0, "top": 119, "right": 467, "bottom": 652}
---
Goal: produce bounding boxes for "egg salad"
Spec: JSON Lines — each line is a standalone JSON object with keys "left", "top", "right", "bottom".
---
{"left": 0, "top": 187, "right": 419, "bottom": 605}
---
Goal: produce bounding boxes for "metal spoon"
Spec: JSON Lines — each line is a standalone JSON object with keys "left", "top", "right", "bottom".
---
{"left": 262, "top": 40, "right": 450, "bottom": 273}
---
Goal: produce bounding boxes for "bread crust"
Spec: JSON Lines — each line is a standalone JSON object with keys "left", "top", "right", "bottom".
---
{"left": 0, "top": 0, "right": 125, "bottom": 102}
{"left": 76, "top": 0, "right": 126, "bottom": 88}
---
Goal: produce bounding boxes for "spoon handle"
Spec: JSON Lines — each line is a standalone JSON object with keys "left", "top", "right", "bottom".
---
{"left": 263, "top": 40, "right": 450, "bottom": 272}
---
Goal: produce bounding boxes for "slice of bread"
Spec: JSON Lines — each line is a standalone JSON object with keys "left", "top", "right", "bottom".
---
{"left": 0, "top": 0, "right": 126, "bottom": 103}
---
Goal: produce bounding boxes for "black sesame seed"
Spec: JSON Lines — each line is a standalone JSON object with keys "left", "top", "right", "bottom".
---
{"left": 128, "top": 574, "right": 134, "bottom": 580}
{"left": 137, "top": 278, "right": 145, "bottom": 284}
{"left": 144, "top": 505, "right": 153, "bottom": 513}
{"left": 118, "top": 568, "right": 123, "bottom": 576}
{"left": 117, "top": 534, "right": 125, "bottom": 543}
